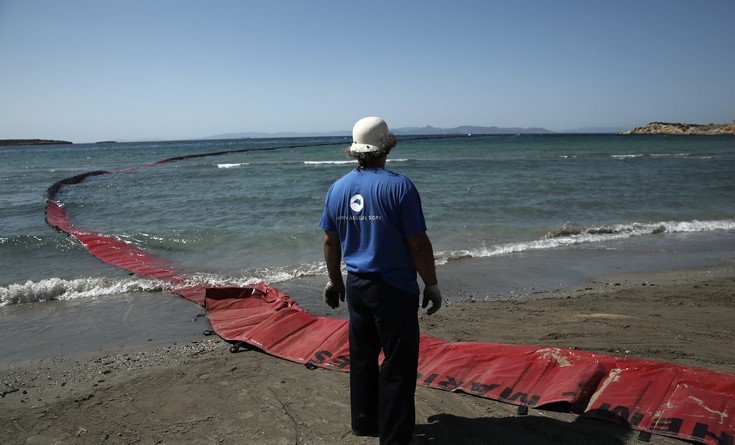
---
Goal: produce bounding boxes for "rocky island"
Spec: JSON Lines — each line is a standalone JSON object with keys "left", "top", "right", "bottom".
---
{"left": 0, "top": 139, "right": 73, "bottom": 146}
{"left": 621, "top": 122, "right": 735, "bottom": 135}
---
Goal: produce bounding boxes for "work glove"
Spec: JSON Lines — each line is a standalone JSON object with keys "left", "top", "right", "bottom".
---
{"left": 323, "top": 278, "right": 345, "bottom": 309}
{"left": 422, "top": 284, "right": 442, "bottom": 315}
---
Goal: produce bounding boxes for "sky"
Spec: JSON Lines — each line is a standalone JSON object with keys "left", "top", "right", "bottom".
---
{"left": 1, "top": 0, "right": 734, "bottom": 143}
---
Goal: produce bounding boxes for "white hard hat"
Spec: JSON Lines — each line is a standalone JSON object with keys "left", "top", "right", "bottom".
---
{"left": 350, "top": 117, "right": 396, "bottom": 153}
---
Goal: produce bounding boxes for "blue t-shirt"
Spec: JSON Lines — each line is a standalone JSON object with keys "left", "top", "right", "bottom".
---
{"left": 319, "top": 168, "right": 427, "bottom": 294}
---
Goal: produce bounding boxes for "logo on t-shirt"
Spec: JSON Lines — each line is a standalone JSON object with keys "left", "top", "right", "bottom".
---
{"left": 349, "top": 194, "right": 364, "bottom": 213}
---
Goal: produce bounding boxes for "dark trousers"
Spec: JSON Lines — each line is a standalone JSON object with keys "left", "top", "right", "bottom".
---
{"left": 346, "top": 272, "right": 420, "bottom": 445}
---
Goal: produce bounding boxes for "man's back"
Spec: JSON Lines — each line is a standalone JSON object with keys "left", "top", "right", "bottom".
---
{"left": 320, "top": 167, "right": 426, "bottom": 294}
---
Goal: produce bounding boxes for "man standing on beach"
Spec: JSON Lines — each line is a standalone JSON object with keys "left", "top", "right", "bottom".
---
{"left": 319, "top": 116, "right": 442, "bottom": 444}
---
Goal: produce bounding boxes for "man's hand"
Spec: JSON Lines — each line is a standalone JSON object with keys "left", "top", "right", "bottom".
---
{"left": 422, "top": 284, "right": 442, "bottom": 315}
{"left": 323, "top": 279, "right": 345, "bottom": 309}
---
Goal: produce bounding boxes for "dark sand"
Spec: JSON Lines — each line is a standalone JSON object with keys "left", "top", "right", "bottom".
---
{"left": 1, "top": 262, "right": 733, "bottom": 444}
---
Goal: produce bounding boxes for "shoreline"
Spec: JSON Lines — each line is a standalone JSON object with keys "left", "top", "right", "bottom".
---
{"left": 2, "top": 262, "right": 732, "bottom": 444}
{"left": 1, "top": 230, "right": 733, "bottom": 364}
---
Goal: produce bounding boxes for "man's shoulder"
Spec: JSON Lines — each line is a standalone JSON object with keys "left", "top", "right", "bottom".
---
{"left": 381, "top": 170, "right": 416, "bottom": 189}
{"left": 380, "top": 168, "right": 411, "bottom": 181}
{"left": 331, "top": 169, "right": 358, "bottom": 186}
{"left": 330, "top": 168, "right": 414, "bottom": 190}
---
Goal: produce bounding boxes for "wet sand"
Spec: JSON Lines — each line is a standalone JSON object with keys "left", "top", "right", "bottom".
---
{"left": 1, "top": 262, "right": 733, "bottom": 444}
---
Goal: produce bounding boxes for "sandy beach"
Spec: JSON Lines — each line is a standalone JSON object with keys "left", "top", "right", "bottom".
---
{"left": 1, "top": 262, "right": 733, "bottom": 445}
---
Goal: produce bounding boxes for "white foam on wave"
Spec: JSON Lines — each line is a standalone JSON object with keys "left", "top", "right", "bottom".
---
{"left": 650, "top": 153, "right": 692, "bottom": 158}
{"left": 304, "top": 159, "right": 408, "bottom": 166}
{"left": 304, "top": 160, "right": 356, "bottom": 165}
{"left": 0, "top": 276, "right": 164, "bottom": 307}
{"left": 610, "top": 152, "right": 711, "bottom": 160}
{"left": 172, "top": 261, "right": 327, "bottom": 290}
{"left": 611, "top": 154, "right": 644, "bottom": 159}
{"left": 216, "top": 163, "right": 250, "bottom": 169}
{"left": 174, "top": 272, "right": 260, "bottom": 288}
{"left": 255, "top": 261, "right": 327, "bottom": 283}
{"left": 11, "top": 219, "right": 729, "bottom": 304}
{"left": 434, "top": 219, "right": 735, "bottom": 265}
{"left": 1, "top": 261, "right": 330, "bottom": 307}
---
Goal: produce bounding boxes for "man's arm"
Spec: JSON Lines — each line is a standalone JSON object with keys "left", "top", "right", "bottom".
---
{"left": 407, "top": 232, "right": 442, "bottom": 314}
{"left": 323, "top": 230, "right": 343, "bottom": 281}
{"left": 406, "top": 232, "right": 437, "bottom": 286}
{"left": 322, "top": 230, "right": 345, "bottom": 308}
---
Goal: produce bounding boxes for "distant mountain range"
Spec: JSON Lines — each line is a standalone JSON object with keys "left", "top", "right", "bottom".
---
{"left": 206, "top": 125, "right": 556, "bottom": 139}
{"left": 394, "top": 125, "right": 555, "bottom": 135}
{"left": 2, "top": 125, "right": 632, "bottom": 147}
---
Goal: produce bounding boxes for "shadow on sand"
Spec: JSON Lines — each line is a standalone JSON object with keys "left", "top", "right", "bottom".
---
{"left": 414, "top": 412, "right": 637, "bottom": 445}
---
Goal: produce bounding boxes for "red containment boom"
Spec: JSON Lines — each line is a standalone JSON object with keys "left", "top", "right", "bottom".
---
{"left": 45, "top": 145, "right": 735, "bottom": 445}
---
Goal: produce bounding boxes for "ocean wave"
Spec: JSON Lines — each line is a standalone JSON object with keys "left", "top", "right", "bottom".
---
{"left": 216, "top": 162, "right": 250, "bottom": 169}
{"left": 304, "top": 160, "right": 356, "bottom": 166}
{"left": 0, "top": 276, "right": 164, "bottom": 306}
{"left": 172, "top": 272, "right": 261, "bottom": 288}
{"left": 166, "top": 261, "right": 328, "bottom": 290}
{"left": 610, "top": 153, "right": 711, "bottom": 160}
{"left": 434, "top": 219, "right": 735, "bottom": 264}
{"left": 1, "top": 234, "right": 54, "bottom": 247}
{"left": 252, "top": 261, "right": 327, "bottom": 283}
{"left": 611, "top": 154, "right": 644, "bottom": 159}
{"left": 0, "top": 233, "right": 81, "bottom": 253}
{"left": 0, "top": 235, "right": 44, "bottom": 246}
{"left": 546, "top": 219, "right": 735, "bottom": 239}
{"left": 303, "top": 159, "right": 408, "bottom": 166}
{"left": 0, "top": 269, "right": 321, "bottom": 307}
{"left": 650, "top": 153, "right": 691, "bottom": 158}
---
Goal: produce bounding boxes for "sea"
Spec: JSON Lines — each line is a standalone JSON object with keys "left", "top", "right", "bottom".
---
{"left": 1, "top": 134, "right": 734, "bottom": 362}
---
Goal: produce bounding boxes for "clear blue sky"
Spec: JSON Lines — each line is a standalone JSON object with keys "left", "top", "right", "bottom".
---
{"left": 1, "top": 0, "right": 733, "bottom": 142}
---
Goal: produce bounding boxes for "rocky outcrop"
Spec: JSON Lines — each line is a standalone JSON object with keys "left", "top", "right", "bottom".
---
{"left": 621, "top": 122, "right": 735, "bottom": 135}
